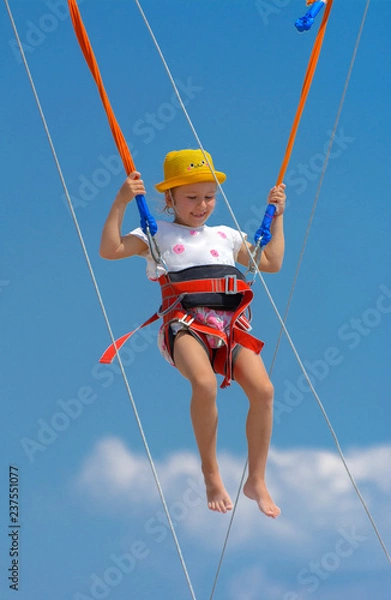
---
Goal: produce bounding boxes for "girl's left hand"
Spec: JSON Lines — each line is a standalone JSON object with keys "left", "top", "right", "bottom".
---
{"left": 268, "top": 183, "right": 286, "bottom": 216}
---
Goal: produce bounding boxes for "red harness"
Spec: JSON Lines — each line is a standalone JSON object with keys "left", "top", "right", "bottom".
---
{"left": 99, "top": 268, "right": 264, "bottom": 388}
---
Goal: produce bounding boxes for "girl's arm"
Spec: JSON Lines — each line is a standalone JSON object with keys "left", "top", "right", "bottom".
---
{"left": 237, "top": 184, "right": 286, "bottom": 273}
{"left": 100, "top": 172, "right": 149, "bottom": 260}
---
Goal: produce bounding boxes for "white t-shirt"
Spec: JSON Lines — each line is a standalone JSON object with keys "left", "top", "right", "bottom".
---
{"left": 130, "top": 220, "right": 246, "bottom": 280}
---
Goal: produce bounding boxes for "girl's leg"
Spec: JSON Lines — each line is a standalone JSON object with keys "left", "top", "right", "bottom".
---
{"left": 173, "top": 331, "right": 233, "bottom": 513}
{"left": 233, "top": 348, "right": 280, "bottom": 518}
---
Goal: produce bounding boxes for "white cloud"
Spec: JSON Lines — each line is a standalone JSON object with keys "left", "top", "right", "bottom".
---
{"left": 74, "top": 436, "right": 153, "bottom": 504}
{"left": 74, "top": 436, "right": 203, "bottom": 509}
{"left": 73, "top": 437, "right": 391, "bottom": 569}
{"left": 347, "top": 445, "right": 391, "bottom": 493}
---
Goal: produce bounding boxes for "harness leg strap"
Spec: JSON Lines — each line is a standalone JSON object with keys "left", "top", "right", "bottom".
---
{"left": 99, "top": 313, "right": 160, "bottom": 364}
{"left": 99, "top": 268, "right": 265, "bottom": 389}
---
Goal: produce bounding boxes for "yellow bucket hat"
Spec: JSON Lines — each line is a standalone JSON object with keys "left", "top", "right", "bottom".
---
{"left": 155, "top": 149, "right": 226, "bottom": 192}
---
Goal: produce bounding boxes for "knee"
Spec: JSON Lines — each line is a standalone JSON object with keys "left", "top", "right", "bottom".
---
{"left": 264, "top": 380, "right": 274, "bottom": 404}
{"left": 191, "top": 374, "right": 217, "bottom": 401}
{"left": 249, "top": 379, "right": 274, "bottom": 408}
{"left": 261, "top": 380, "right": 274, "bottom": 404}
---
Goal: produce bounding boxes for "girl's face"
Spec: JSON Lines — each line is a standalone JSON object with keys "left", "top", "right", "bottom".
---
{"left": 167, "top": 181, "right": 217, "bottom": 228}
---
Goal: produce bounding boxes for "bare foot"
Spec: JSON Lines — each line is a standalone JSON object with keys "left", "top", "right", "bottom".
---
{"left": 243, "top": 478, "right": 281, "bottom": 518}
{"left": 203, "top": 472, "right": 233, "bottom": 513}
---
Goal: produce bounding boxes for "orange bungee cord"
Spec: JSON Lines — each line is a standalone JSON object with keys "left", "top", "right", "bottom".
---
{"left": 276, "top": 0, "right": 333, "bottom": 185}
{"left": 68, "top": 0, "right": 158, "bottom": 239}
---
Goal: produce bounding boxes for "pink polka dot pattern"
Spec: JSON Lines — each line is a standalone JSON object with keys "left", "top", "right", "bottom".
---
{"left": 189, "top": 230, "right": 199, "bottom": 236}
{"left": 217, "top": 231, "right": 227, "bottom": 239}
{"left": 210, "top": 249, "right": 219, "bottom": 257}
{"left": 173, "top": 244, "right": 185, "bottom": 254}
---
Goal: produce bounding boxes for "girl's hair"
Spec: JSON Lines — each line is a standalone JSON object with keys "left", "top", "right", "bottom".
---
{"left": 161, "top": 189, "right": 175, "bottom": 216}
{"left": 162, "top": 204, "right": 174, "bottom": 216}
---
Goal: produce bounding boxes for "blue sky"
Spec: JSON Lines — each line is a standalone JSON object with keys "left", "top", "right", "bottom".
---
{"left": 1, "top": 0, "right": 391, "bottom": 599}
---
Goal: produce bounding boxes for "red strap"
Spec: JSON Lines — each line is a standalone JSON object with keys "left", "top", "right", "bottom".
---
{"left": 99, "top": 313, "right": 160, "bottom": 364}
{"left": 99, "top": 276, "right": 261, "bottom": 388}
{"left": 233, "top": 328, "right": 264, "bottom": 354}
{"left": 211, "top": 330, "right": 263, "bottom": 389}
{"left": 159, "top": 284, "right": 261, "bottom": 388}
{"left": 160, "top": 276, "right": 250, "bottom": 298}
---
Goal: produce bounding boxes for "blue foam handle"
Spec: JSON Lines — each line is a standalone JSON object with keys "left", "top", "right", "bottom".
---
{"left": 135, "top": 194, "right": 158, "bottom": 236}
{"left": 254, "top": 203, "right": 277, "bottom": 247}
{"left": 295, "top": 1, "right": 325, "bottom": 32}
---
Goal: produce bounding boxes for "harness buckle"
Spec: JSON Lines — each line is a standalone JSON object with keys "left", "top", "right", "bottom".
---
{"left": 177, "top": 314, "right": 195, "bottom": 327}
{"left": 224, "top": 275, "right": 237, "bottom": 294}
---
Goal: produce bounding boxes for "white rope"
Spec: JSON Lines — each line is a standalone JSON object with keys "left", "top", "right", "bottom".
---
{"left": 3, "top": 2, "right": 197, "bottom": 598}
{"left": 212, "top": 1, "right": 391, "bottom": 595}
{"left": 214, "top": 1, "right": 391, "bottom": 593}
{"left": 269, "top": 0, "right": 372, "bottom": 375}
{"left": 133, "top": 0, "right": 391, "bottom": 593}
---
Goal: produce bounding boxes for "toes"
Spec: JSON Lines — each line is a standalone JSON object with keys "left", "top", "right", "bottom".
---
{"left": 208, "top": 500, "right": 225, "bottom": 513}
{"left": 207, "top": 497, "right": 233, "bottom": 513}
{"left": 262, "top": 503, "right": 281, "bottom": 518}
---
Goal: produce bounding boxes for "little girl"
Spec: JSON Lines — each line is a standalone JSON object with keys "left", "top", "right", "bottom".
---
{"left": 100, "top": 149, "right": 286, "bottom": 517}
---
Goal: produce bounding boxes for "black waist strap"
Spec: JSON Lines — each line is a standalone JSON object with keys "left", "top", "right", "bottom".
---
{"left": 166, "top": 265, "right": 246, "bottom": 310}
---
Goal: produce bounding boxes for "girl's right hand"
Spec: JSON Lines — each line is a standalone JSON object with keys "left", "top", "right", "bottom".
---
{"left": 116, "top": 171, "right": 146, "bottom": 205}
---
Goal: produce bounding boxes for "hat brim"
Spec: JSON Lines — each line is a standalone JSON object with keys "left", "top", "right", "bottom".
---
{"left": 155, "top": 169, "right": 226, "bottom": 193}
